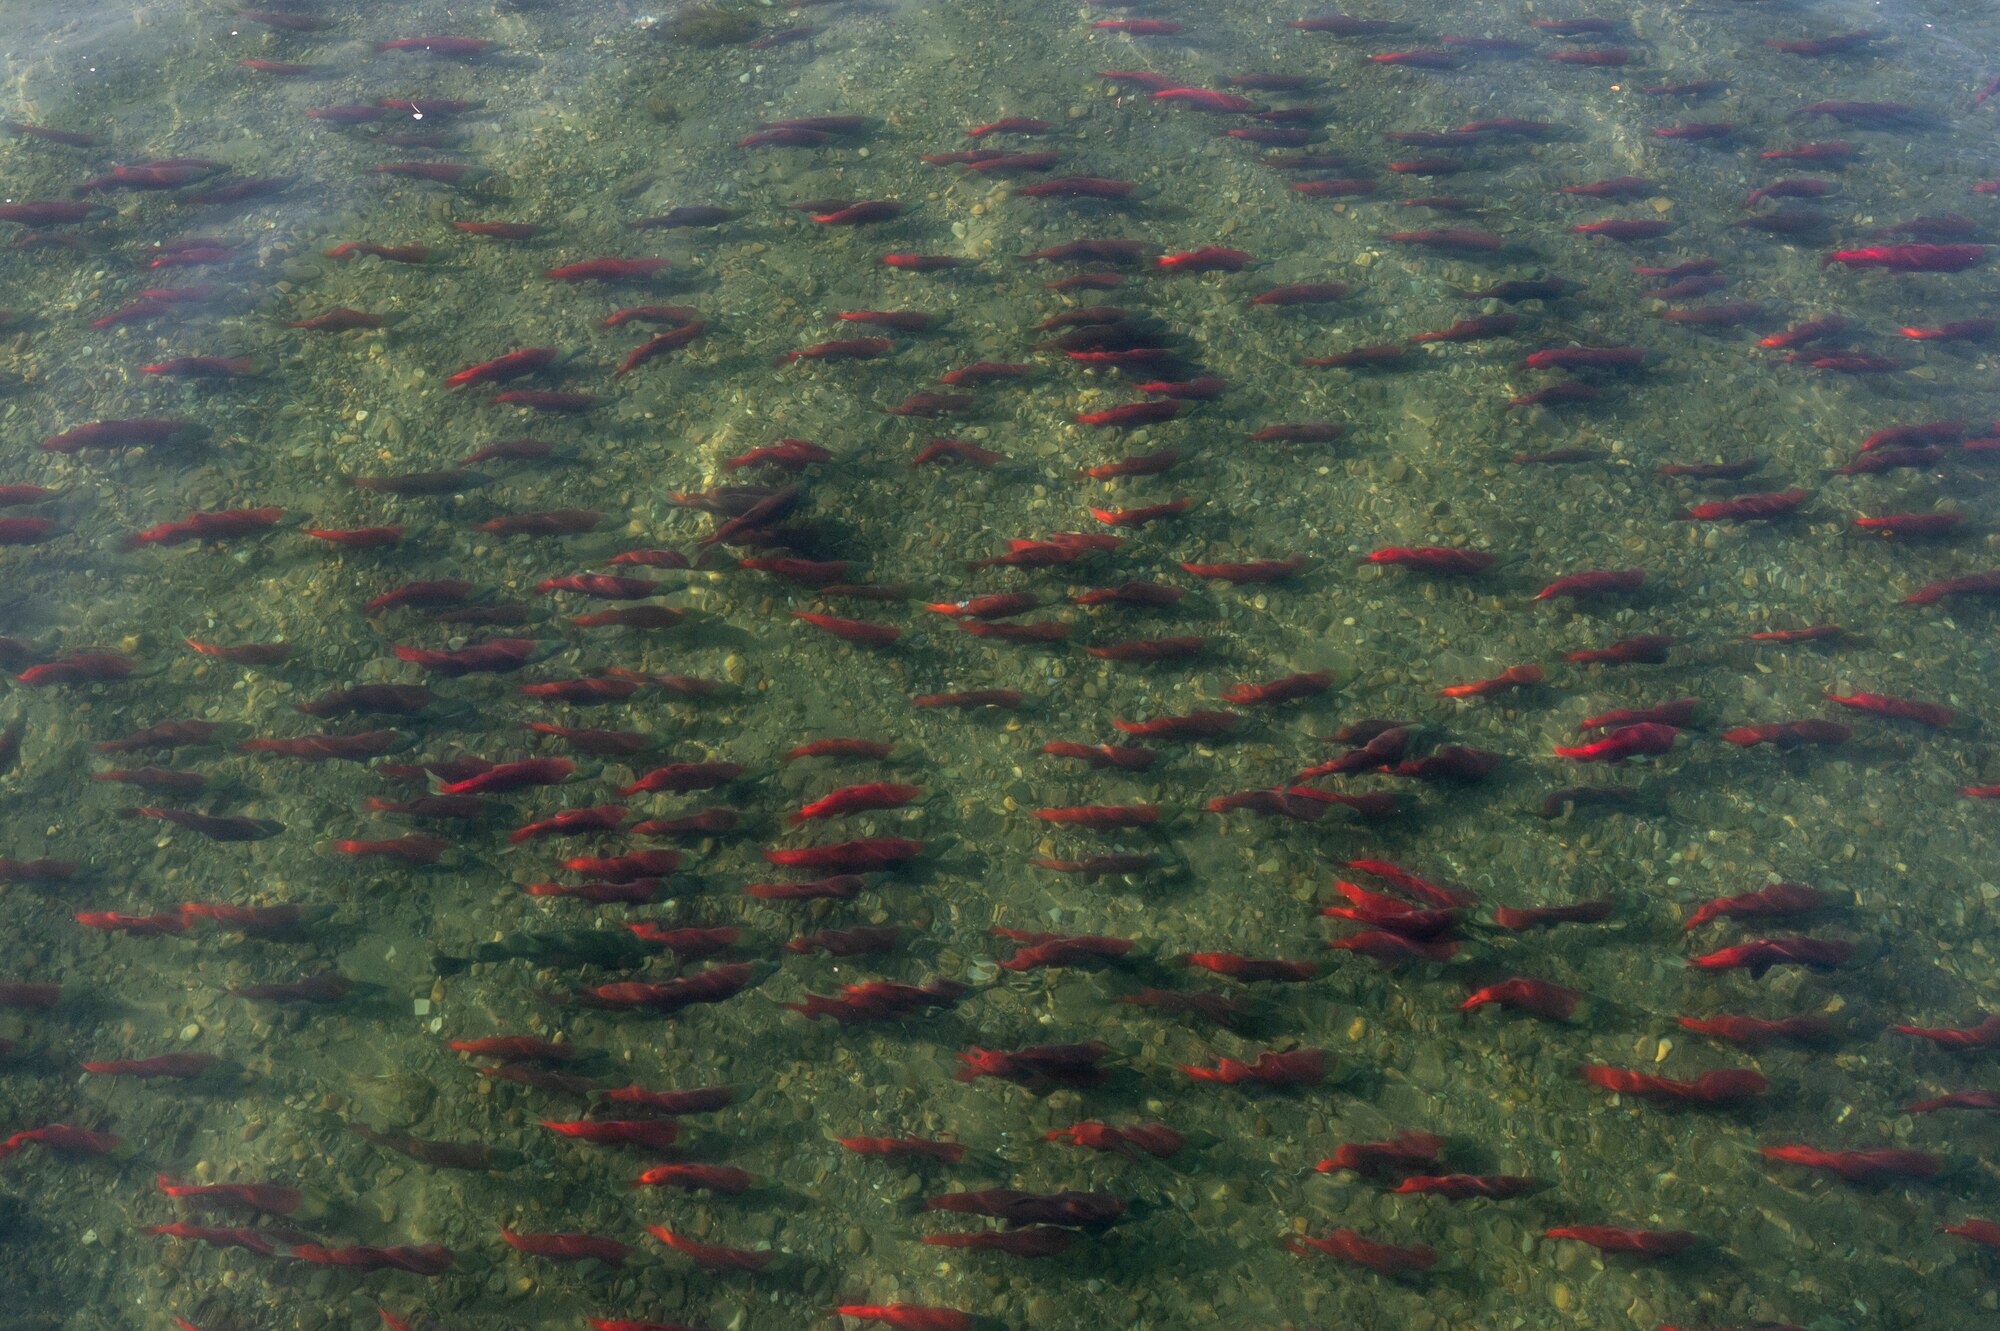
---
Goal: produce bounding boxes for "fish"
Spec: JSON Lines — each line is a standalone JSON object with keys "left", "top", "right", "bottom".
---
{"left": 1370, "top": 51, "right": 1458, "bottom": 69}
{"left": 922, "top": 1228, "right": 1073, "bottom": 1256}
{"left": 1461, "top": 978, "right": 1578, "bottom": 1020}
{"left": 785, "top": 925, "right": 902, "bottom": 957}
{"left": 1493, "top": 900, "right": 1614, "bottom": 930}
{"left": 1579, "top": 1066, "right": 1767, "bottom": 1105}
{"left": 1220, "top": 671, "right": 1336, "bottom": 706}
{"left": 1719, "top": 720, "right": 1851, "bottom": 749}
{"left": 1544, "top": 1227, "right": 1697, "bottom": 1257}
{"left": 238, "top": 731, "right": 402, "bottom": 762}
{"left": 287, "top": 1243, "right": 455, "bottom": 1276}
{"left": 1316, "top": 1130, "right": 1446, "bottom": 1177}
{"left": 791, "top": 783, "right": 921, "bottom": 822}
{"left": 1759, "top": 1145, "right": 1940, "bottom": 1182}
{"left": 156, "top": 1175, "right": 300, "bottom": 1215}
{"left": 1825, "top": 692, "right": 1955, "bottom": 728}
{"left": 81, "top": 1052, "right": 218, "bottom": 1079}
{"left": 1573, "top": 218, "right": 1674, "bottom": 241}
{"left": 123, "top": 807, "right": 283, "bottom": 841}
{"left": 1178, "top": 1049, "right": 1325, "bottom": 1086}
{"left": 1439, "top": 663, "right": 1543, "bottom": 698}
{"left": 1941, "top": 1220, "right": 2000, "bottom": 1250}
{"left": 956, "top": 1041, "right": 1113, "bottom": 1088}
{"left": 1522, "top": 345, "right": 1647, "bottom": 371}
{"left": 0, "top": 1125, "right": 124, "bottom": 1161}
{"left": 1285, "top": 1229, "right": 1436, "bottom": 1274}
{"left": 348, "top": 1124, "right": 520, "bottom": 1172}
{"left": 1184, "top": 953, "right": 1315, "bottom": 982}
{"left": 643, "top": 1227, "right": 771, "bottom": 1271}
{"left": 1034, "top": 854, "right": 1165, "bottom": 879}
{"left": 498, "top": 1225, "right": 633, "bottom": 1267}
{"left": 1566, "top": 634, "right": 1677, "bottom": 666}
{"left": 1553, "top": 723, "right": 1680, "bottom": 763}
{"left": 1677, "top": 489, "right": 1809, "bottom": 522}
{"left": 1156, "top": 246, "right": 1252, "bottom": 272}
{"left": 1392, "top": 1174, "right": 1537, "bottom": 1200}
{"left": 1823, "top": 243, "right": 1985, "bottom": 272}
{"left": 832, "top": 1306, "right": 974, "bottom": 1331}
{"left": 1684, "top": 882, "right": 1825, "bottom": 931}
{"left": 1905, "top": 571, "right": 2000, "bottom": 605}
{"left": 1892, "top": 1015, "right": 2000, "bottom": 1050}
{"left": 130, "top": 507, "right": 284, "bottom": 547}
{"left": 228, "top": 971, "right": 350, "bottom": 1002}
{"left": 546, "top": 257, "right": 668, "bottom": 282}
{"left": 1688, "top": 936, "right": 1855, "bottom": 978}
{"left": 924, "top": 1187, "right": 1125, "bottom": 1229}
{"left": 785, "top": 978, "right": 967, "bottom": 1022}
{"left": 1676, "top": 1014, "right": 1834, "bottom": 1048}
{"left": 1383, "top": 228, "right": 1502, "bottom": 252}
{"left": 1534, "top": 568, "right": 1646, "bottom": 601}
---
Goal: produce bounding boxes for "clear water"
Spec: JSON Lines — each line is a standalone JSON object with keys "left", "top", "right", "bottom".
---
{"left": 2, "top": 2, "right": 1998, "bottom": 1329}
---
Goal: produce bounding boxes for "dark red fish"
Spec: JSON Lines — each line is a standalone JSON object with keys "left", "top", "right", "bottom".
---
{"left": 394, "top": 638, "right": 544, "bottom": 675}
{"left": 442, "top": 751, "right": 576, "bottom": 791}
{"left": 1676, "top": 1014, "right": 1833, "bottom": 1048}
{"left": 1684, "top": 882, "right": 1825, "bottom": 931}
{"left": 1384, "top": 228, "right": 1502, "bottom": 252}
{"left": 1462, "top": 978, "right": 1578, "bottom": 1020}
{"left": 81, "top": 1052, "right": 218, "bottom": 1079}
{"left": 238, "top": 731, "right": 401, "bottom": 762}
{"left": 1316, "top": 1130, "right": 1445, "bottom": 1177}
{"left": 956, "top": 1041, "right": 1113, "bottom": 1089}
{"left": 498, "top": 1227, "right": 630, "bottom": 1266}
{"left": 924, "top": 1188, "right": 1125, "bottom": 1229}
{"left": 1566, "top": 635, "right": 1676, "bottom": 666}
{"left": 923, "top": 1228, "right": 1072, "bottom": 1257}
{"left": 1545, "top": 1226, "right": 1697, "bottom": 1257}
{"left": 1719, "top": 720, "right": 1850, "bottom": 749}
{"left": 1392, "top": 1173, "right": 1537, "bottom": 1200}
{"left": 124, "top": 807, "right": 282, "bottom": 841}
{"left": 151, "top": 1223, "right": 286, "bottom": 1257}
{"left": 644, "top": 1227, "right": 770, "bottom": 1271}
{"left": 1553, "top": 723, "right": 1679, "bottom": 763}
{"left": 1535, "top": 567, "right": 1645, "bottom": 601}
{"left": 1679, "top": 489, "right": 1808, "bottom": 522}
{"left": 1285, "top": 1229, "right": 1436, "bottom": 1274}
{"left": 130, "top": 507, "right": 284, "bottom": 547}
{"left": 1493, "top": 900, "right": 1614, "bottom": 931}
{"left": 547, "top": 257, "right": 668, "bottom": 283}
{"left": 1178, "top": 1049, "right": 1325, "bottom": 1087}
{"left": 1825, "top": 691, "right": 1955, "bottom": 728}
{"left": 1580, "top": 1065, "right": 1767, "bottom": 1105}
{"left": 1369, "top": 50, "right": 1458, "bottom": 69}
{"left": 155, "top": 1175, "right": 301, "bottom": 1215}
{"left": 1156, "top": 246, "right": 1251, "bottom": 273}
{"left": 838, "top": 1135, "right": 966, "bottom": 1163}
{"left": 785, "top": 978, "right": 967, "bottom": 1022}
{"left": 1523, "top": 345, "right": 1647, "bottom": 371}
{"left": 1220, "top": 671, "right": 1336, "bottom": 706}
{"left": 0, "top": 1125, "right": 123, "bottom": 1161}
{"left": 1823, "top": 244, "right": 1984, "bottom": 273}
{"left": 1760, "top": 1145, "right": 1940, "bottom": 1182}
{"left": 336, "top": 835, "right": 451, "bottom": 864}
{"left": 1439, "top": 663, "right": 1542, "bottom": 698}
{"left": 1688, "top": 936, "right": 1854, "bottom": 978}
{"left": 289, "top": 1243, "right": 455, "bottom": 1276}
{"left": 1892, "top": 1015, "right": 2000, "bottom": 1050}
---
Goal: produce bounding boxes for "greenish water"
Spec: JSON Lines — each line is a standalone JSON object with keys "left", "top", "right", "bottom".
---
{"left": 3, "top": 2, "right": 2000, "bottom": 1329}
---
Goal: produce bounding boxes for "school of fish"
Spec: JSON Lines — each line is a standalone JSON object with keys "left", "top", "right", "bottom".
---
{"left": 3, "top": 0, "right": 2000, "bottom": 1329}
